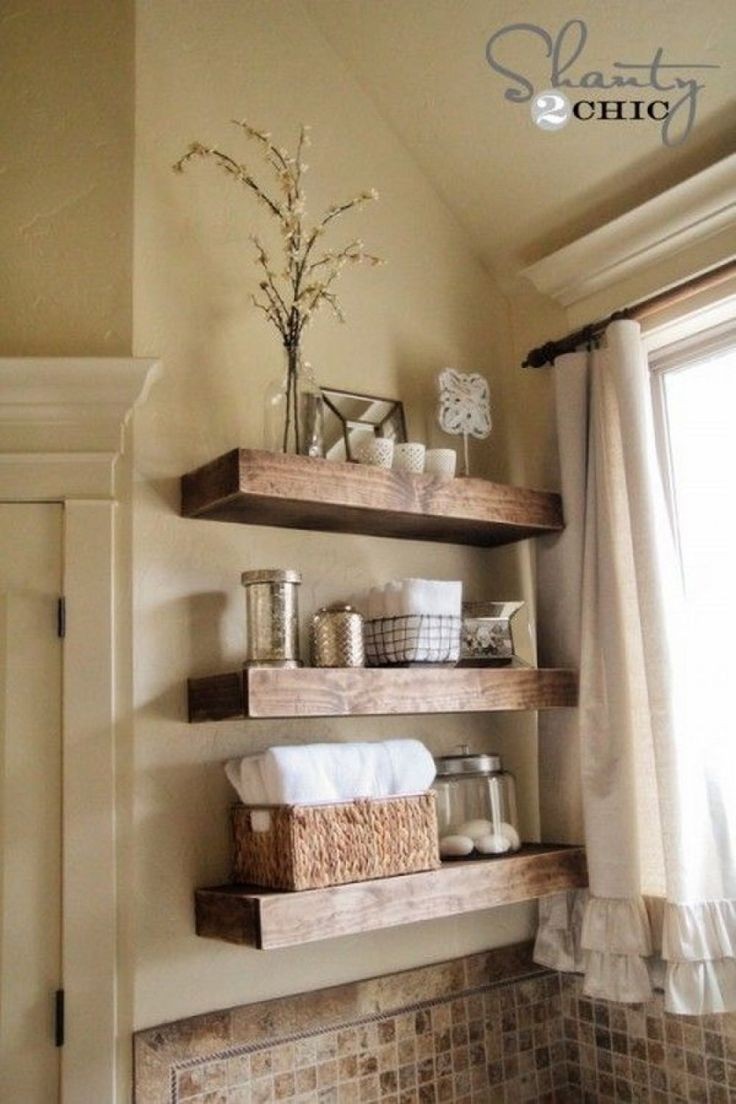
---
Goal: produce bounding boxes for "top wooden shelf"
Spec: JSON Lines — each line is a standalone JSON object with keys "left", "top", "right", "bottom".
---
{"left": 180, "top": 449, "right": 563, "bottom": 547}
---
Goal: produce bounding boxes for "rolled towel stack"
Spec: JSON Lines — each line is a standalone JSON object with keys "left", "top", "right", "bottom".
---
{"left": 225, "top": 738, "right": 436, "bottom": 806}
{"left": 363, "top": 578, "right": 462, "bottom": 620}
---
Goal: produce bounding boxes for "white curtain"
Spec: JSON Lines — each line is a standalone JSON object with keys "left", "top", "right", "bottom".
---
{"left": 534, "top": 319, "right": 736, "bottom": 1014}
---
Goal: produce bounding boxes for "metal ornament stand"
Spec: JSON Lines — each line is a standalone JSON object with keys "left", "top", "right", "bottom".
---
{"left": 437, "top": 369, "right": 492, "bottom": 476}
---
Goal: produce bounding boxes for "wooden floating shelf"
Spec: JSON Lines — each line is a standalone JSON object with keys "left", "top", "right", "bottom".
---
{"left": 195, "top": 844, "right": 587, "bottom": 950}
{"left": 188, "top": 666, "right": 578, "bottom": 721}
{"left": 180, "top": 448, "right": 563, "bottom": 547}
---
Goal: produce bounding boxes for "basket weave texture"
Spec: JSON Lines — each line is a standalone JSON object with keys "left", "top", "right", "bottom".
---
{"left": 231, "top": 792, "right": 440, "bottom": 891}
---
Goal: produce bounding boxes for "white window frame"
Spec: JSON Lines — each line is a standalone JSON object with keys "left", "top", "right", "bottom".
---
{"left": 0, "top": 358, "right": 157, "bottom": 1103}
{"left": 645, "top": 304, "right": 736, "bottom": 554}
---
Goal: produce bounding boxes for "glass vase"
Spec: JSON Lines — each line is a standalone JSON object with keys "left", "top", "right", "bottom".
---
{"left": 264, "top": 345, "right": 325, "bottom": 457}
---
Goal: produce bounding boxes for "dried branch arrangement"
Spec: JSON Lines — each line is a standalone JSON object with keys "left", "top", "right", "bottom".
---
{"left": 174, "top": 120, "right": 383, "bottom": 452}
{"left": 173, "top": 120, "right": 383, "bottom": 348}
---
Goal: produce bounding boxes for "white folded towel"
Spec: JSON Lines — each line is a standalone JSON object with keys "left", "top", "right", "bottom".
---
{"left": 398, "top": 578, "right": 462, "bottom": 618}
{"left": 359, "top": 579, "right": 462, "bottom": 621}
{"left": 225, "top": 738, "right": 435, "bottom": 806}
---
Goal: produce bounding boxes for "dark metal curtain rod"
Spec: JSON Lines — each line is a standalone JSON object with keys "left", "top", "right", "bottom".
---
{"left": 522, "top": 257, "right": 736, "bottom": 368}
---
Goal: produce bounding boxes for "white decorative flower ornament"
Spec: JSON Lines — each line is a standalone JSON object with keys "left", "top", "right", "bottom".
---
{"left": 437, "top": 369, "right": 491, "bottom": 474}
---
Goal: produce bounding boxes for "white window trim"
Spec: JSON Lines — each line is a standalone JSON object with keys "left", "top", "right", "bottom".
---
{"left": 0, "top": 357, "right": 158, "bottom": 1104}
{"left": 641, "top": 288, "right": 736, "bottom": 355}
{"left": 645, "top": 299, "right": 736, "bottom": 586}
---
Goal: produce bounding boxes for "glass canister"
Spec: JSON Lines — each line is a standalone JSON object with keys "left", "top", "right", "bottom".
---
{"left": 433, "top": 745, "right": 520, "bottom": 858}
{"left": 241, "top": 569, "right": 302, "bottom": 668}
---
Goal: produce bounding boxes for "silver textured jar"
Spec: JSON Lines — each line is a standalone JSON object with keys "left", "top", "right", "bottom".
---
{"left": 310, "top": 604, "right": 365, "bottom": 668}
{"left": 241, "top": 569, "right": 302, "bottom": 668}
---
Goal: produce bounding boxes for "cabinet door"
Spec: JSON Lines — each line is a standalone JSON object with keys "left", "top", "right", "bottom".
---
{"left": 0, "top": 504, "right": 63, "bottom": 1102}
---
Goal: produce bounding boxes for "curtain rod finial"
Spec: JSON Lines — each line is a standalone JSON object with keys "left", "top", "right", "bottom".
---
{"left": 523, "top": 341, "right": 558, "bottom": 369}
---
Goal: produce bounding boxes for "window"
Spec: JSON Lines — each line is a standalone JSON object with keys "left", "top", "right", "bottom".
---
{"left": 650, "top": 323, "right": 736, "bottom": 836}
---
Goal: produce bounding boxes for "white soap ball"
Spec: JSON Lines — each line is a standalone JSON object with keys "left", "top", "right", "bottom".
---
{"left": 439, "top": 834, "right": 475, "bottom": 857}
{"left": 500, "top": 821, "right": 521, "bottom": 849}
{"left": 476, "top": 832, "right": 511, "bottom": 855}
{"left": 457, "top": 819, "right": 493, "bottom": 842}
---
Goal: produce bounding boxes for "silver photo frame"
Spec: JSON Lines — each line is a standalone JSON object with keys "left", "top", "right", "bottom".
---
{"left": 322, "top": 387, "right": 407, "bottom": 462}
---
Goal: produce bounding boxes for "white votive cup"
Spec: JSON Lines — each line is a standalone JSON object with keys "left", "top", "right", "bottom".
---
{"left": 393, "top": 442, "right": 426, "bottom": 474}
{"left": 424, "top": 448, "right": 457, "bottom": 479}
{"left": 356, "top": 437, "right": 394, "bottom": 469}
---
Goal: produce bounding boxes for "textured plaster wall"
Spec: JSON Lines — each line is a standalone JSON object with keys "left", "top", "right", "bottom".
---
{"left": 131, "top": 0, "right": 541, "bottom": 1031}
{"left": 0, "top": 0, "right": 134, "bottom": 355}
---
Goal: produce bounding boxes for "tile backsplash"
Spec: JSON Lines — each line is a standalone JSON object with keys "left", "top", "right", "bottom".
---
{"left": 134, "top": 942, "right": 736, "bottom": 1103}
{"left": 560, "top": 972, "right": 736, "bottom": 1103}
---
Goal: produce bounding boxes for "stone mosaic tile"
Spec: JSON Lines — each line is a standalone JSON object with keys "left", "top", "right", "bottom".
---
{"left": 134, "top": 943, "right": 575, "bottom": 1103}
{"left": 559, "top": 972, "right": 736, "bottom": 1103}
{"left": 135, "top": 942, "right": 734, "bottom": 1103}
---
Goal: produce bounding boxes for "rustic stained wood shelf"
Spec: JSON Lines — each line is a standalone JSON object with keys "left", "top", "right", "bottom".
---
{"left": 180, "top": 448, "right": 563, "bottom": 547}
{"left": 195, "top": 844, "right": 587, "bottom": 949}
{"left": 188, "top": 666, "right": 578, "bottom": 721}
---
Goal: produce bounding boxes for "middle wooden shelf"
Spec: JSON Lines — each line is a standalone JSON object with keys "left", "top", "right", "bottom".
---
{"left": 188, "top": 665, "right": 578, "bottom": 721}
{"left": 195, "top": 843, "right": 588, "bottom": 949}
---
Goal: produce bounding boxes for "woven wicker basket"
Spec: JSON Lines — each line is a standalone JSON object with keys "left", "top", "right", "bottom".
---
{"left": 231, "top": 792, "right": 440, "bottom": 891}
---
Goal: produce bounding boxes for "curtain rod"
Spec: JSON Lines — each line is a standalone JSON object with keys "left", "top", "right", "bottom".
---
{"left": 522, "top": 257, "right": 736, "bottom": 368}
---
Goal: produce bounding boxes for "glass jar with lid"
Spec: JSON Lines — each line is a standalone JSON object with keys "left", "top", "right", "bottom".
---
{"left": 241, "top": 569, "right": 302, "bottom": 668}
{"left": 433, "top": 745, "right": 520, "bottom": 859}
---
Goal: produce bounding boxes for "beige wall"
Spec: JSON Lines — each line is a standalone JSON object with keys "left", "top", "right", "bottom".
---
{"left": 131, "top": 0, "right": 542, "bottom": 1031}
{"left": 0, "top": 0, "right": 134, "bottom": 356}
{"left": 3, "top": 0, "right": 734, "bottom": 1091}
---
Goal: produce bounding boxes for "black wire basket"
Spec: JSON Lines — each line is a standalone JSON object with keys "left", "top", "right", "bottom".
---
{"left": 364, "top": 614, "right": 462, "bottom": 667}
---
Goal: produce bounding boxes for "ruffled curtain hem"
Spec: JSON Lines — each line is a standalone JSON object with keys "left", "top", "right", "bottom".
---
{"left": 664, "top": 899, "right": 736, "bottom": 1013}
{"left": 534, "top": 891, "right": 736, "bottom": 1014}
{"left": 534, "top": 890, "right": 588, "bottom": 973}
{"left": 663, "top": 898, "right": 736, "bottom": 960}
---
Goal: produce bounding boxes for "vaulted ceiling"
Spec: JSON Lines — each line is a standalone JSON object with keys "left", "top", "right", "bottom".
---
{"left": 305, "top": 0, "right": 736, "bottom": 282}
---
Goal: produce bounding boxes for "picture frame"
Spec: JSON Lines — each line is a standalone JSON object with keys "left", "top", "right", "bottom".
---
{"left": 322, "top": 387, "right": 408, "bottom": 462}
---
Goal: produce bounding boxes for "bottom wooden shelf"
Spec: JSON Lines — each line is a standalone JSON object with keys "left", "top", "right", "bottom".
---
{"left": 195, "top": 844, "right": 587, "bottom": 950}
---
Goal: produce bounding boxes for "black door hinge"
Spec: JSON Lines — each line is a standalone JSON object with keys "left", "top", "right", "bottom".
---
{"left": 57, "top": 597, "right": 66, "bottom": 639}
{"left": 54, "top": 989, "right": 65, "bottom": 1047}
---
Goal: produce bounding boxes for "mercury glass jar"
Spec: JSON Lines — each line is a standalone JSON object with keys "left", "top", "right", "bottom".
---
{"left": 310, "top": 605, "right": 365, "bottom": 668}
{"left": 433, "top": 745, "right": 520, "bottom": 858}
{"left": 241, "top": 569, "right": 302, "bottom": 668}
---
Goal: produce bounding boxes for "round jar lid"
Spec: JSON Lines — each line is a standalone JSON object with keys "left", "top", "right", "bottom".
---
{"left": 315, "top": 604, "right": 360, "bottom": 615}
{"left": 434, "top": 747, "right": 502, "bottom": 776}
{"left": 241, "top": 569, "right": 302, "bottom": 586}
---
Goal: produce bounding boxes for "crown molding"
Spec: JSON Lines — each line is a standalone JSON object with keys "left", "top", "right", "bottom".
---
{"left": 0, "top": 357, "right": 159, "bottom": 454}
{"left": 522, "top": 154, "right": 736, "bottom": 308}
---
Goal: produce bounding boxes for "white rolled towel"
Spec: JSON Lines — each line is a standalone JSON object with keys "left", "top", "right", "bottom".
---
{"left": 224, "top": 754, "right": 269, "bottom": 805}
{"left": 382, "top": 739, "right": 437, "bottom": 795}
{"left": 225, "top": 739, "right": 436, "bottom": 806}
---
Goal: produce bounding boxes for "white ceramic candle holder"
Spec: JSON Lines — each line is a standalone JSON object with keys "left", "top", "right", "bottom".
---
{"left": 424, "top": 448, "right": 457, "bottom": 479}
{"left": 393, "top": 442, "right": 426, "bottom": 474}
{"left": 356, "top": 437, "right": 394, "bottom": 469}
